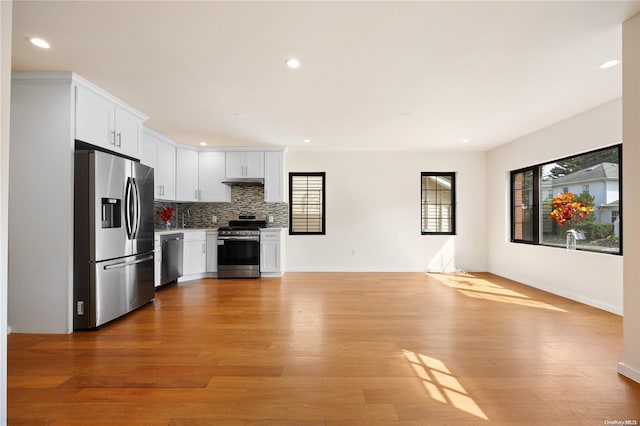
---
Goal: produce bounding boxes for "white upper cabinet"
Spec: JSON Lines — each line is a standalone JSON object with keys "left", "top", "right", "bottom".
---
{"left": 175, "top": 147, "right": 199, "bottom": 202}
{"left": 142, "top": 127, "right": 176, "bottom": 200}
{"left": 75, "top": 84, "right": 146, "bottom": 159}
{"left": 225, "top": 151, "right": 264, "bottom": 178}
{"left": 264, "top": 151, "right": 285, "bottom": 202}
{"left": 199, "top": 151, "right": 230, "bottom": 202}
{"left": 157, "top": 141, "right": 176, "bottom": 200}
{"left": 115, "top": 105, "right": 144, "bottom": 159}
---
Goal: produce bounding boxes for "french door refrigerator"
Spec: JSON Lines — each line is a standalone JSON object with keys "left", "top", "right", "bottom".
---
{"left": 74, "top": 149, "right": 155, "bottom": 330}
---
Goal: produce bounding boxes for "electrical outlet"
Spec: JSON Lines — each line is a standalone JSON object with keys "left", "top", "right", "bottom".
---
{"left": 268, "top": 215, "right": 274, "bottom": 223}
{"left": 212, "top": 215, "right": 217, "bottom": 223}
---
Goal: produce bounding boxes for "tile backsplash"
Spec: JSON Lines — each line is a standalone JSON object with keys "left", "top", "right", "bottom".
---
{"left": 154, "top": 185, "right": 288, "bottom": 230}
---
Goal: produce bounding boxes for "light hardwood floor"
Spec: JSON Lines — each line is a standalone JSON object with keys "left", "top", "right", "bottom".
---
{"left": 8, "top": 272, "right": 640, "bottom": 425}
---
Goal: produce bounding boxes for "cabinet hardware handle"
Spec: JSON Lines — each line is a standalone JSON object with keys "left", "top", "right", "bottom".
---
{"left": 111, "top": 130, "right": 116, "bottom": 146}
{"left": 117, "top": 132, "right": 122, "bottom": 147}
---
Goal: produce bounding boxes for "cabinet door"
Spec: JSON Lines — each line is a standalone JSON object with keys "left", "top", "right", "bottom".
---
{"left": 157, "top": 142, "right": 176, "bottom": 200}
{"left": 199, "top": 152, "right": 230, "bottom": 202}
{"left": 75, "top": 85, "right": 114, "bottom": 149}
{"left": 154, "top": 237, "right": 161, "bottom": 288}
{"left": 183, "top": 237, "right": 206, "bottom": 275}
{"left": 141, "top": 137, "right": 157, "bottom": 169}
{"left": 225, "top": 152, "right": 246, "bottom": 178}
{"left": 115, "top": 106, "right": 143, "bottom": 159}
{"left": 175, "top": 148, "right": 199, "bottom": 201}
{"left": 244, "top": 152, "right": 265, "bottom": 178}
{"left": 264, "top": 151, "right": 284, "bottom": 202}
{"left": 260, "top": 240, "right": 280, "bottom": 272}
{"left": 225, "top": 152, "right": 264, "bottom": 178}
{"left": 206, "top": 233, "right": 218, "bottom": 272}
{"left": 183, "top": 241, "right": 200, "bottom": 276}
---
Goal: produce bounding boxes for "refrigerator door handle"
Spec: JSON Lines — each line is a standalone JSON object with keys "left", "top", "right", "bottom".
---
{"left": 124, "top": 177, "right": 134, "bottom": 239}
{"left": 103, "top": 255, "right": 154, "bottom": 270}
{"left": 131, "top": 178, "right": 141, "bottom": 239}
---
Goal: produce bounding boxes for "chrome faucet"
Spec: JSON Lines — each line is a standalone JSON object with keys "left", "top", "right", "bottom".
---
{"left": 181, "top": 209, "right": 191, "bottom": 228}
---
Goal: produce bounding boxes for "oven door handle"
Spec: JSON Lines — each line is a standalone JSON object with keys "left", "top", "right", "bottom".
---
{"left": 218, "top": 236, "right": 260, "bottom": 242}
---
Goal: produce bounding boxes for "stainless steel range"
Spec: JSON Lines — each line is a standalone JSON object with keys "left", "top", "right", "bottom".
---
{"left": 217, "top": 214, "right": 267, "bottom": 278}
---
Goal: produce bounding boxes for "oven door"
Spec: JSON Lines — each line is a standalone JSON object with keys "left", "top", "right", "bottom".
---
{"left": 217, "top": 236, "right": 260, "bottom": 278}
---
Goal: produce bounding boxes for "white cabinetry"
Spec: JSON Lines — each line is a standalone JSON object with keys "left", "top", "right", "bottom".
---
{"left": 75, "top": 84, "right": 146, "bottom": 159}
{"left": 199, "top": 152, "right": 230, "bottom": 202}
{"left": 206, "top": 232, "right": 218, "bottom": 272}
{"left": 176, "top": 148, "right": 199, "bottom": 202}
{"left": 9, "top": 72, "right": 148, "bottom": 333}
{"left": 182, "top": 231, "right": 207, "bottom": 276}
{"left": 154, "top": 235, "right": 161, "bottom": 288}
{"left": 226, "top": 151, "right": 264, "bottom": 178}
{"left": 142, "top": 127, "right": 176, "bottom": 200}
{"left": 264, "top": 151, "right": 285, "bottom": 202}
{"left": 260, "top": 229, "right": 284, "bottom": 277}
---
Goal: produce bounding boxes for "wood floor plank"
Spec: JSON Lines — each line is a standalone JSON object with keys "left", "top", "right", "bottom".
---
{"left": 8, "top": 272, "right": 640, "bottom": 425}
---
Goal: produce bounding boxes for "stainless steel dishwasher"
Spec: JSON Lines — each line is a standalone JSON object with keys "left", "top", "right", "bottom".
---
{"left": 160, "top": 233, "right": 184, "bottom": 286}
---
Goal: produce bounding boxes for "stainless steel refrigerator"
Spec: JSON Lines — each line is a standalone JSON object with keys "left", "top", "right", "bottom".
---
{"left": 74, "top": 150, "right": 155, "bottom": 330}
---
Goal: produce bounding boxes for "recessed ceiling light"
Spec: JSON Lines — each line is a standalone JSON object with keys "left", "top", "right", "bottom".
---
{"left": 199, "top": 142, "right": 207, "bottom": 146}
{"left": 462, "top": 138, "right": 470, "bottom": 143}
{"left": 303, "top": 139, "right": 311, "bottom": 144}
{"left": 27, "top": 37, "right": 50, "bottom": 49}
{"left": 600, "top": 59, "right": 620, "bottom": 69}
{"left": 286, "top": 57, "right": 301, "bottom": 69}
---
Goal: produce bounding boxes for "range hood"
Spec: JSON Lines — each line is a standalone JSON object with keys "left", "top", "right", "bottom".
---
{"left": 221, "top": 177, "right": 265, "bottom": 185}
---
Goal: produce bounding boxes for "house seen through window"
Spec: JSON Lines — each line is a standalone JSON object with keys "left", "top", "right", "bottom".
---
{"left": 421, "top": 172, "right": 456, "bottom": 235}
{"left": 510, "top": 145, "right": 621, "bottom": 254}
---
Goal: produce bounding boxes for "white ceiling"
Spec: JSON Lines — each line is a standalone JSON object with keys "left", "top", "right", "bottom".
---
{"left": 10, "top": 1, "right": 640, "bottom": 152}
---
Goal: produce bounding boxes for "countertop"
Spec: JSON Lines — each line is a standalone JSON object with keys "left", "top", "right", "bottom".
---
{"left": 154, "top": 227, "right": 219, "bottom": 236}
{"left": 154, "top": 227, "right": 285, "bottom": 236}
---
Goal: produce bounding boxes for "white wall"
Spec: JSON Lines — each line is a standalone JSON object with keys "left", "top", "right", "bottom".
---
{"left": 620, "top": 11, "right": 640, "bottom": 383}
{"left": 487, "top": 99, "right": 623, "bottom": 314}
{"left": 285, "top": 151, "right": 487, "bottom": 272}
{"left": 8, "top": 76, "right": 75, "bottom": 333}
{"left": 0, "top": 0, "right": 11, "bottom": 422}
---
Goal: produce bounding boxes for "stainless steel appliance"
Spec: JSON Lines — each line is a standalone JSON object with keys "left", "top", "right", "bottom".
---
{"left": 74, "top": 150, "right": 155, "bottom": 329}
{"left": 160, "top": 233, "right": 184, "bottom": 286}
{"left": 217, "top": 214, "right": 267, "bottom": 278}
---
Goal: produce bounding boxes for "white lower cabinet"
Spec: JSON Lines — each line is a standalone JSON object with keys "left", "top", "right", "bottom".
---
{"left": 182, "top": 231, "right": 206, "bottom": 276}
{"left": 154, "top": 235, "right": 161, "bottom": 288}
{"left": 260, "top": 229, "right": 284, "bottom": 276}
{"left": 206, "top": 232, "right": 218, "bottom": 272}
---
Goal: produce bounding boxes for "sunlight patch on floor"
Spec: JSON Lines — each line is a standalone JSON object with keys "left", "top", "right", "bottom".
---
{"left": 428, "top": 273, "right": 567, "bottom": 312}
{"left": 403, "top": 349, "right": 489, "bottom": 421}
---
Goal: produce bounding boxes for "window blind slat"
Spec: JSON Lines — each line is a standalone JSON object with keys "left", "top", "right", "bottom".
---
{"left": 289, "top": 173, "right": 326, "bottom": 234}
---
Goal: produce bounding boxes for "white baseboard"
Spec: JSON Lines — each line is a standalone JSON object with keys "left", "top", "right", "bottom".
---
{"left": 618, "top": 362, "right": 640, "bottom": 383}
{"left": 488, "top": 268, "right": 623, "bottom": 315}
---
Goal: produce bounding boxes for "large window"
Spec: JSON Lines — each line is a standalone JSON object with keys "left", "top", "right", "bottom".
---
{"left": 511, "top": 167, "right": 538, "bottom": 243}
{"left": 510, "top": 145, "right": 621, "bottom": 254}
{"left": 289, "top": 172, "right": 326, "bottom": 235}
{"left": 421, "top": 172, "right": 456, "bottom": 235}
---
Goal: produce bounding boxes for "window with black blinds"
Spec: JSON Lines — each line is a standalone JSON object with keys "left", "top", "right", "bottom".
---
{"left": 289, "top": 172, "right": 326, "bottom": 235}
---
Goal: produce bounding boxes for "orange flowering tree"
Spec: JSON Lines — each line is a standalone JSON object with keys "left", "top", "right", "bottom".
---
{"left": 549, "top": 192, "right": 593, "bottom": 226}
